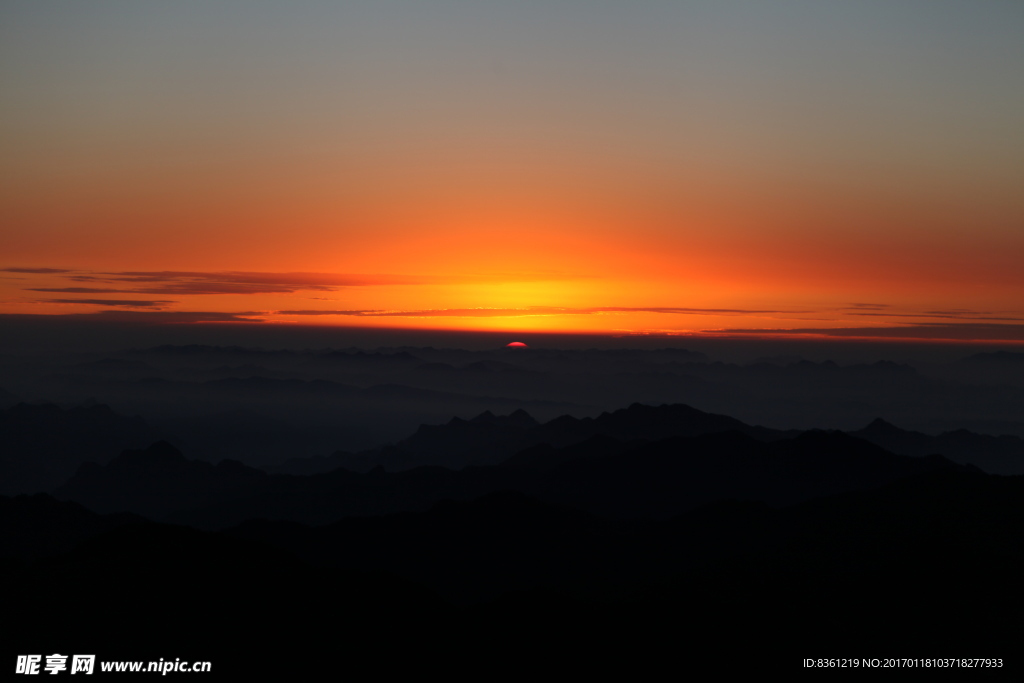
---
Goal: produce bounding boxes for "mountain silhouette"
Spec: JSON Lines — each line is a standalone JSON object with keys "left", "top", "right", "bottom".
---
{"left": 55, "top": 441, "right": 269, "bottom": 517}
{"left": 0, "top": 402, "right": 160, "bottom": 495}
{"left": 4, "top": 397, "right": 1022, "bottom": 674}
{"left": 853, "top": 417, "right": 1024, "bottom": 474}
{"left": 54, "top": 408, "right": 966, "bottom": 529}
{"left": 326, "top": 401, "right": 797, "bottom": 472}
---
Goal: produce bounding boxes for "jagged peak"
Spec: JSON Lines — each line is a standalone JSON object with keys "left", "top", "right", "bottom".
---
{"left": 114, "top": 440, "right": 184, "bottom": 465}
{"left": 860, "top": 418, "right": 905, "bottom": 435}
{"left": 507, "top": 409, "right": 538, "bottom": 426}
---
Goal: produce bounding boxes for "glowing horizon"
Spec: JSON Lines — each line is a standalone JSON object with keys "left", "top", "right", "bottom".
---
{"left": 3, "top": 1, "right": 1023, "bottom": 343}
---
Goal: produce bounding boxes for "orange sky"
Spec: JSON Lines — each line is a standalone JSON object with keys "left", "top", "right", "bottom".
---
{"left": 3, "top": 2, "right": 1023, "bottom": 342}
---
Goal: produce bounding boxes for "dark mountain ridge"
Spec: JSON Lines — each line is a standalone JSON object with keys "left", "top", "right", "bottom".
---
{"left": 0, "top": 402, "right": 160, "bottom": 495}
{"left": 56, "top": 419, "right": 967, "bottom": 529}
{"left": 323, "top": 401, "right": 798, "bottom": 472}
{"left": 853, "top": 416, "right": 1024, "bottom": 474}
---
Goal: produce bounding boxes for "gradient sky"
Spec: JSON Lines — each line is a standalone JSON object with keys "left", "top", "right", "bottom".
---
{"left": 3, "top": 1, "right": 1023, "bottom": 341}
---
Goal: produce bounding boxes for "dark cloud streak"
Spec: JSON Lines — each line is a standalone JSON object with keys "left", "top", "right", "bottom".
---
{"left": 719, "top": 323, "right": 1024, "bottom": 341}
{"left": 24, "top": 269, "right": 574, "bottom": 296}
{"left": 844, "top": 303, "right": 891, "bottom": 310}
{"left": 277, "top": 306, "right": 796, "bottom": 318}
{"left": 28, "top": 287, "right": 132, "bottom": 294}
{"left": 73, "top": 310, "right": 264, "bottom": 323}
{"left": 40, "top": 298, "right": 178, "bottom": 309}
{"left": 849, "top": 312, "right": 1024, "bottom": 322}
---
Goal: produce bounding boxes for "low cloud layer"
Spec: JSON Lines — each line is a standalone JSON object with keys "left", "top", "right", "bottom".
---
{"left": 849, "top": 311, "right": 1024, "bottom": 322}
{"left": 69, "top": 310, "right": 265, "bottom": 323}
{"left": 11, "top": 268, "right": 571, "bottom": 296}
{"left": 845, "top": 303, "right": 891, "bottom": 311}
{"left": 6, "top": 266, "right": 1022, "bottom": 342}
{"left": 40, "top": 298, "right": 178, "bottom": 309}
{"left": 1, "top": 267, "right": 74, "bottom": 274}
{"left": 28, "top": 288, "right": 130, "bottom": 294}
{"left": 276, "top": 306, "right": 791, "bottom": 318}
{"left": 720, "top": 323, "right": 1024, "bottom": 342}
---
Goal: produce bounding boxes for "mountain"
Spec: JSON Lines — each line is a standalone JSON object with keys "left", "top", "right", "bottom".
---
{"left": 55, "top": 415, "right": 964, "bottom": 529}
{"left": 2, "top": 519, "right": 444, "bottom": 677}
{"left": 55, "top": 441, "right": 269, "bottom": 518}
{"left": 853, "top": 417, "right": 1024, "bottom": 474}
{"left": 221, "top": 468, "right": 1024, "bottom": 613}
{"left": 0, "top": 492, "right": 142, "bottom": 559}
{"left": 0, "top": 402, "right": 161, "bottom": 495}
{"left": 324, "top": 401, "right": 798, "bottom": 472}
{"left": 6, "top": 400, "right": 1022, "bottom": 674}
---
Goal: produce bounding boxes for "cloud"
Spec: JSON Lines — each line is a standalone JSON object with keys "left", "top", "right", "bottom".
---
{"left": 276, "top": 306, "right": 794, "bottom": 318}
{"left": 717, "top": 323, "right": 1024, "bottom": 342}
{"left": 278, "top": 309, "right": 387, "bottom": 316}
{"left": 74, "top": 310, "right": 265, "bottom": 323}
{"left": 848, "top": 311, "right": 1024, "bottom": 322}
{"left": 1, "top": 267, "right": 73, "bottom": 274}
{"left": 40, "top": 298, "right": 178, "bottom": 309}
{"left": 19, "top": 269, "right": 574, "bottom": 296}
{"left": 0, "top": 310, "right": 266, "bottom": 324}
{"left": 924, "top": 309, "right": 994, "bottom": 316}
{"left": 279, "top": 308, "right": 551, "bottom": 318}
{"left": 844, "top": 303, "right": 891, "bottom": 310}
{"left": 590, "top": 306, "right": 793, "bottom": 315}
{"left": 28, "top": 287, "right": 136, "bottom": 294}
{"left": 65, "top": 272, "right": 346, "bottom": 295}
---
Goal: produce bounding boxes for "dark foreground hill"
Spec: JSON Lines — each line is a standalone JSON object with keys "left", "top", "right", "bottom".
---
{"left": 5, "top": 469, "right": 1023, "bottom": 675}
{"left": 9, "top": 402, "right": 1019, "bottom": 674}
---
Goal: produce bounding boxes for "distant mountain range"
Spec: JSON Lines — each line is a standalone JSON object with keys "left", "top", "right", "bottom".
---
{"left": 54, "top": 403, "right": 972, "bottom": 528}
{"left": 852, "top": 417, "right": 1024, "bottom": 474}
{"left": 7, "top": 398, "right": 1024, "bottom": 505}
{"left": 279, "top": 400, "right": 1024, "bottom": 475}
{"left": 10, "top": 343, "right": 1024, "bottom": 462}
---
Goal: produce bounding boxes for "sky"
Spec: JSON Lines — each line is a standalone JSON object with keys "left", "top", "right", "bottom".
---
{"left": 2, "top": 0, "right": 1023, "bottom": 342}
